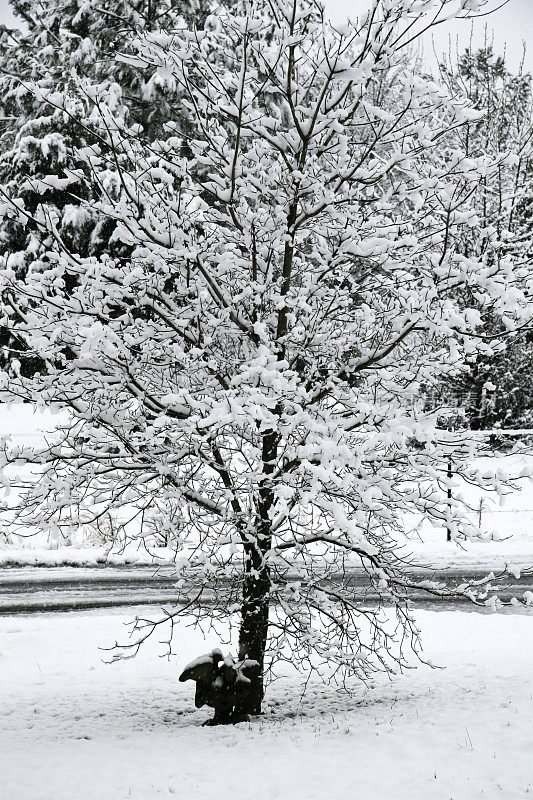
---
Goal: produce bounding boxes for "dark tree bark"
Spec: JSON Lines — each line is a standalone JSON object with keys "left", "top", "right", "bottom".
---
{"left": 237, "top": 544, "right": 271, "bottom": 715}
{"left": 237, "top": 429, "right": 277, "bottom": 715}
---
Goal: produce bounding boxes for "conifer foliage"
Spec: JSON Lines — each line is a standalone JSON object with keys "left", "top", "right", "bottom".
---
{"left": 0, "top": 0, "right": 531, "bottom": 717}
{"left": 0, "top": 0, "right": 204, "bottom": 374}
{"left": 437, "top": 46, "right": 533, "bottom": 429}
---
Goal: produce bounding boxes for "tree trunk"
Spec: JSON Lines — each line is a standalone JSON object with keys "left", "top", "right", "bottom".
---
{"left": 237, "top": 429, "right": 277, "bottom": 716}
{"left": 237, "top": 544, "right": 271, "bottom": 715}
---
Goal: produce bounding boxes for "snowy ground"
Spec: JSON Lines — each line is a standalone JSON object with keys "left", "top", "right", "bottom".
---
{"left": 1, "top": 607, "right": 532, "bottom": 800}
{"left": 2, "top": 408, "right": 532, "bottom": 798}
{"left": 1, "top": 403, "right": 532, "bottom": 571}
{"left": 1, "top": 407, "right": 530, "bottom": 571}
{"left": 3, "top": 533, "right": 533, "bottom": 570}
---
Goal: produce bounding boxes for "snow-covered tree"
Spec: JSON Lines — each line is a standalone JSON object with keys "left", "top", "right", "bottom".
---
{"left": 0, "top": 0, "right": 209, "bottom": 133}
{"left": 0, "top": 0, "right": 209, "bottom": 375}
{"left": 435, "top": 46, "right": 533, "bottom": 429}
{"left": 0, "top": 0, "right": 531, "bottom": 719}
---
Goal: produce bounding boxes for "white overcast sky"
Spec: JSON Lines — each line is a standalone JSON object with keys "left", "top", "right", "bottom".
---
{"left": 325, "top": 0, "right": 533, "bottom": 74}
{"left": 0, "top": 0, "right": 530, "bottom": 73}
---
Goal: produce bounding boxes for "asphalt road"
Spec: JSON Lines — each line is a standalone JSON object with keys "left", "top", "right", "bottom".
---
{"left": 1, "top": 565, "right": 531, "bottom": 614}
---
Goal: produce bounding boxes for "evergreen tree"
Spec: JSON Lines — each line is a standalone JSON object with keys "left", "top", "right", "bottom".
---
{"left": 0, "top": 0, "right": 208, "bottom": 375}
{"left": 437, "top": 47, "right": 533, "bottom": 429}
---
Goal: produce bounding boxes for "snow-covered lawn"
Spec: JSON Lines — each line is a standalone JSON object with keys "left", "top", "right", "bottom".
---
{"left": 1, "top": 404, "right": 533, "bottom": 571}
{"left": 2, "top": 533, "right": 533, "bottom": 570}
{"left": 1, "top": 608, "right": 532, "bottom": 800}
